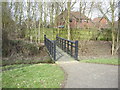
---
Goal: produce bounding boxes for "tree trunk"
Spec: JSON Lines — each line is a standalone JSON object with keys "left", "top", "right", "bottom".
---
{"left": 43, "top": 2, "right": 47, "bottom": 41}
{"left": 115, "top": 28, "right": 120, "bottom": 54}
{"left": 67, "top": 1, "right": 71, "bottom": 40}
{"left": 38, "top": 20, "right": 41, "bottom": 43}
{"left": 38, "top": 2, "right": 43, "bottom": 42}
{"left": 111, "top": 28, "right": 115, "bottom": 55}
{"left": 111, "top": 1, "right": 115, "bottom": 55}
{"left": 27, "top": 1, "right": 31, "bottom": 41}
{"left": 97, "top": 1, "right": 116, "bottom": 55}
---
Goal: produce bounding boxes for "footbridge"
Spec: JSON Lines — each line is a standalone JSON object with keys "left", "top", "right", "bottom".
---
{"left": 44, "top": 35, "right": 78, "bottom": 62}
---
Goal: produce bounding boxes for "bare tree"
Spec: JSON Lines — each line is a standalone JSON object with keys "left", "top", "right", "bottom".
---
{"left": 32, "top": 2, "right": 38, "bottom": 43}
{"left": 115, "top": 1, "right": 120, "bottom": 53}
{"left": 26, "top": 1, "right": 31, "bottom": 41}
{"left": 38, "top": 2, "right": 42, "bottom": 43}
{"left": 67, "top": 0, "right": 76, "bottom": 40}
{"left": 55, "top": 1, "right": 67, "bottom": 35}
{"left": 54, "top": 2, "right": 60, "bottom": 27}
{"left": 67, "top": 1, "right": 71, "bottom": 40}
{"left": 43, "top": 2, "right": 47, "bottom": 28}
{"left": 97, "top": 0, "right": 118, "bottom": 55}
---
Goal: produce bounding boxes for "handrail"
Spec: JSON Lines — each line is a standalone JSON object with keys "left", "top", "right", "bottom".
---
{"left": 56, "top": 36, "right": 78, "bottom": 60}
{"left": 44, "top": 35, "right": 56, "bottom": 61}
{"left": 44, "top": 35, "right": 78, "bottom": 61}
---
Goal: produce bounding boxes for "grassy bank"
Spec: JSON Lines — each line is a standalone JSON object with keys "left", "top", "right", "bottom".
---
{"left": 2, "top": 39, "right": 52, "bottom": 66}
{"left": 2, "top": 64, "right": 65, "bottom": 88}
{"left": 80, "top": 58, "right": 119, "bottom": 65}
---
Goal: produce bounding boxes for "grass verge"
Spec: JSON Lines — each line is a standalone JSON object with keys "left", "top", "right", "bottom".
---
{"left": 80, "top": 58, "right": 119, "bottom": 65}
{"left": 2, "top": 63, "right": 65, "bottom": 88}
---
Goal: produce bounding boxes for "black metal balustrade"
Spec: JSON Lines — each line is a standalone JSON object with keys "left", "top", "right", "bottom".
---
{"left": 44, "top": 35, "right": 56, "bottom": 61}
{"left": 56, "top": 36, "right": 78, "bottom": 60}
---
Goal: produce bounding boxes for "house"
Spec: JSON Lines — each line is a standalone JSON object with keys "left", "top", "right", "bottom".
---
{"left": 56, "top": 9, "right": 111, "bottom": 29}
{"left": 56, "top": 10, "right": 93, "bottom": 29}
{"left": 92, "top": 17, "right": 109, "bottom": 29}
{"left": 114, "top": 21, "right": 118, "bottom": 29}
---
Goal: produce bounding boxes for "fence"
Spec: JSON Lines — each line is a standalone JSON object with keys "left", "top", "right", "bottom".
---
{"left": 44, "top": 35, "right": 56, "bottom": 61}
{"left": 56, "top": 36, "right": 78, "bottom": 60}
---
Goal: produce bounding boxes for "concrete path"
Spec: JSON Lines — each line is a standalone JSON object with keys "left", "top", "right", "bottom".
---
{"left": 56, "top": 47, "right": 118, "bottom": 88}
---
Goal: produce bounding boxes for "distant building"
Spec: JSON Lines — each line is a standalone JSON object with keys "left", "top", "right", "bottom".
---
{"left": 114, "top": 21, "right": 118, "bottom": 29}
{"left": 92, "top": 17, "right": 109, "bottom": 29}
{"left": 56, "top": 9, "right": 94, "bottom": 29}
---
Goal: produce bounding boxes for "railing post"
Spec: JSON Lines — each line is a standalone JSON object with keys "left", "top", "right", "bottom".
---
{"left": 71, "top": 43, "right": 73, "bottom": 56}
{"left": 56, "top": 35, "right": 58, "bottom": 46}
{"left": 75, "top": 40, "right": 78, "bottom": 60}
{"left": 44, "top": 35, "right": 46, "bottom": 45}
{"left": 64, "top": 40, "right": 66, "bottom": 52}
{"left": 67, "top": 41, "right": 69, "bottom": 54}
{"left": 62, "top": 39, "right": 63, "bottom": 50}
{"left": 60, "top": 39, "right": 62, "bottom": 48}
{"left": 53, "top": 41, "right": 56, "bottom": 61}
{"left": 58, "top": 38, "right": 59, "bottom": 47}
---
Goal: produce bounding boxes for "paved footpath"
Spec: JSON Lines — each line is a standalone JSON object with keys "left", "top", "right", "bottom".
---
{"left": 56, "top": 47, "right": 118, "bottom": 88}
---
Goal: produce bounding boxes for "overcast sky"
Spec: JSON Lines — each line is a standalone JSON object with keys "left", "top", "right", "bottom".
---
{"left": 4, "top": 0, "right": 119, "bottom": 21}
{"left": 72, "top": 0, "right": 118, "bottom": 20}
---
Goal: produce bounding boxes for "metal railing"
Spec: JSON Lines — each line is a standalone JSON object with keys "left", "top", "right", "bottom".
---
{"left": 44, "top": 35, "right": 56, "bottom": 61}
{"left": 56, "top": 36, "right": 78, "bottom": 60}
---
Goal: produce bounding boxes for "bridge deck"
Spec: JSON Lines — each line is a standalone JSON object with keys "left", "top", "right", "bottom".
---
{"left": 56, "top": 46, "right": 77, "bottom": 63}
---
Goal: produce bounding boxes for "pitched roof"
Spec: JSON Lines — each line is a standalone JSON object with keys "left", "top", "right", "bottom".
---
{"left": 93, "top": 17, "right": 109, "bottom": 28}
{"left": 93, "top": 17, "right": 107, "bottom": 23}
{"left": 70, "top": 11, "right": 89, "bottom": 20}
{"left": 56, "top": 10, "right": 89, "bottom": 21}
